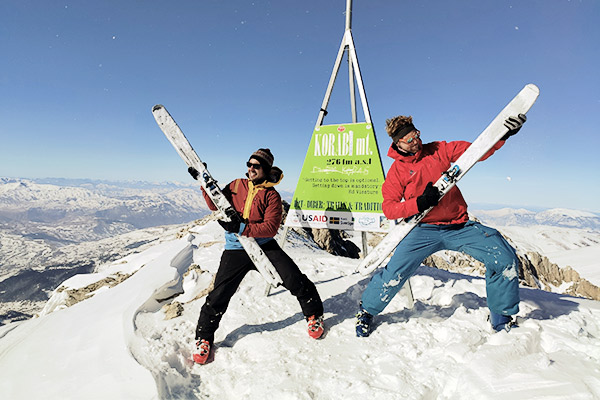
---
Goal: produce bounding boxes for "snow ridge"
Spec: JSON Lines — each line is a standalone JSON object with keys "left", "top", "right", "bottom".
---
{"left": 2, "top": 221, "right": 598, "bottom": 399}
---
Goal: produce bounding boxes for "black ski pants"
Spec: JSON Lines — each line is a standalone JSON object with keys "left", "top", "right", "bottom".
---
{"left": 195, "top": 239, "right": 323, "bottom": 342}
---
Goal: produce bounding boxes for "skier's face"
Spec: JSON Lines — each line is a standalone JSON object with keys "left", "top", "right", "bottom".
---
{"left": 247, "top": 160, "right": 266, "bottom": 182}
{"left": 396, "top": 130, "right": 422, "bottom": 153}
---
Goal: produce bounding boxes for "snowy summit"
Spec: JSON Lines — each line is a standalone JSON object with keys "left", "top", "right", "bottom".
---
{"left": 0, "top": 220, "right": 599, "bottom": 399}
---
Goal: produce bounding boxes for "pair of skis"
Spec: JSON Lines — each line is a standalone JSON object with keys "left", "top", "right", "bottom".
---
{"left": 356, "top": 84, "right": 540, "bottom": 275}
{"left": 152, "top": 83, "right": 539, "bottom": 287}
{"left": 152, "top": 105, "right": 283, "bottom": 288}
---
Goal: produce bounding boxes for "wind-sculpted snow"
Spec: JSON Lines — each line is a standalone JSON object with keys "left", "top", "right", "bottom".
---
{"left": 0, "top": 236, "right": 195, "bottom": 399}
{"left": 2, "top": 221, "right": 598, "bottom": 399}
{"left": 0, "top": 225, "right": 190, "bottom": 325}
{"left": 127, "top": 238, "right": 197, "bottom": 399}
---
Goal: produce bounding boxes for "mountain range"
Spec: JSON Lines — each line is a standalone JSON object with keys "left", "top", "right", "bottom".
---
{"left": 471, "top": 207, "right": 600, "bottom": 230}
{"left": 1, "top": 177, "right": 598, "bottom": 325}
{"left": 0, "top": 177, "right": 210, "bottom": 270}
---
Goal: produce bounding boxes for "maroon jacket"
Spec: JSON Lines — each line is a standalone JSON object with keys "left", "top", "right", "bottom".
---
{"left": 382, "top": 140, "right": 504, "bottom": 225}
{"left": 202, "top": 177, "right": 282, "bottom": 238}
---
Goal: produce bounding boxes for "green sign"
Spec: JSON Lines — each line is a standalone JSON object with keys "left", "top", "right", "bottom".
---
{"left": 285, "top": 123, "right": 389, "bottom": 232}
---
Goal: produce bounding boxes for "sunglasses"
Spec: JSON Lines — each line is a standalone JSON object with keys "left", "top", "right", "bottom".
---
{"left": 246, "top": 162, "right": 262, "bottom": 170}
{"left": 398, "top": 130, "right": 421, "bottom": 144}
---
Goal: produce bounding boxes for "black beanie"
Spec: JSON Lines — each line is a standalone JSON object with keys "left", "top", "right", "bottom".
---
{"left": 249, "top": 148, "right": 274, "bottom": 171}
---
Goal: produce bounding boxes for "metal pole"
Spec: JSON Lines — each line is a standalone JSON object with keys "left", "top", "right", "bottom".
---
{"left": 346, "top": 0, "right": 367, "bottom": 256}
{"left": 345, "top": 0, "right": 352, "bottom": 30}
{"left": 346, "top": 0, "right": 357, "bottom": 124}
{"left": 315, "top": 37, "right": 347, "bottom": 129}
{"left": 349, "top": 59, "right": 357, "bottom": 124}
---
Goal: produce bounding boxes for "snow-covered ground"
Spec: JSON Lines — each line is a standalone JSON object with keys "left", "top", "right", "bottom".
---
{"left": 1, "top": 221, "right": 599, "bottom": 399}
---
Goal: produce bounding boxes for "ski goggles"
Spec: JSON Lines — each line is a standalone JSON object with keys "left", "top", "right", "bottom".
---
{"left": 396, "top": 129, "right": 420, "bottom": 144}
{"left": 391, "top": 123, "right": 420, "bottom": 144}
{"left": 403, "top": 130, "right": 420, "bottom": 144}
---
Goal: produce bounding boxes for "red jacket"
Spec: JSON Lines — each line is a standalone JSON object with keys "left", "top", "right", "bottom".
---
{"left": 203, "top": 177, "right": 282, "bottom": 238}
{"left": 382, "top": 140, "right": 504, "bottom": 225}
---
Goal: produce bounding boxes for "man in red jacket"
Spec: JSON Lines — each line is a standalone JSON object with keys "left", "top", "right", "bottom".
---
{"left": 356, "top": 115, "right": 527, "bottom": 337}
{"left": 191, "top": 148, "right": 324, "bottom": 364}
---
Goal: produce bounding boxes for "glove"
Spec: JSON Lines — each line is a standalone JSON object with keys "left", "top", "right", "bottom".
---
{"left": 218, "top": 216, "right": 247, "bottom": 234}
{"left": 416, "top": 182, "right": 440, "bottom": 213}
{"left": 188, "top": 166, "right": 200, "bottom": 180}
{"left": 218, "top": 218, "right": 241, "bottom": 233}
{"left": 502, "top": 114, "right": 527, "bottom": 140}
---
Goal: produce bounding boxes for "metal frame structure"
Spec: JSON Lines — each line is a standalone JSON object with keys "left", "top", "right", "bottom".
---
{"left": 316, "top": 0, "right": 373, "bottom": 130}
{"left": 278, "top": 0, "right": 379, "bottom": 253}
{"left": 276, "top": 0, "right": 414, "bottom": 303}
{"left": 313, "top": 0, "right": 379, "bottom": 257}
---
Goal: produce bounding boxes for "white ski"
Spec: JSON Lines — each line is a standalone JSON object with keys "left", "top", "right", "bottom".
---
{"left": 152, "top": 105, "right": 283, "bottom": 287}
{"left": 357, "top": 84, "right": 540, "bottom": 276}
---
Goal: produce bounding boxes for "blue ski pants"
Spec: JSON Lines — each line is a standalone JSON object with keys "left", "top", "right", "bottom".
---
{"left": 361, "top": 221, "right": 520, "bottom": 316}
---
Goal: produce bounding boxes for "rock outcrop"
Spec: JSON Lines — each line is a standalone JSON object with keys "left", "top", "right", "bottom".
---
{"left": 280, "top": 200, "right": 361, "bottom": 259}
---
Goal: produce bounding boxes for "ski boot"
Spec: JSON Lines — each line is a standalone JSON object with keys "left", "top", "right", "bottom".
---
{"left": 490, "top": 312, "right": 518, "bottom": 332}
{"left": 192, "top": 339, "right": 211, "bottom": 365}
{"left": 307, "top": 315, "right": 324, "bottom": 339}
{"left": 355, "top": 305, "right": 373, "bottom": 337}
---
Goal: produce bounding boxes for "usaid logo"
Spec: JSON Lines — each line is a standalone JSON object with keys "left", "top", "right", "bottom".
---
{"left": 301, "top": 214, "right": 328, "bottom": 223}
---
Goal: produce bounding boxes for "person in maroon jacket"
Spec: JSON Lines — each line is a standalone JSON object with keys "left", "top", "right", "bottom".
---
{"left": 356, "top": 114, "right": 527, "bottom": 337}
{"left": 190, "top": 148, "right": 324, "bottom": 364}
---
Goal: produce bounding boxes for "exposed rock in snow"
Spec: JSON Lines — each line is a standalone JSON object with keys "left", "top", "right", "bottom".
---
{"left": 306, "top": 227, "right": 361, "bottom": 258}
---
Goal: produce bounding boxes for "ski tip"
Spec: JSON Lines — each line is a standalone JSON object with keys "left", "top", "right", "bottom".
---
{"left": 152, "top": 104, "right": 164, "bottom": 112}
{"left": 525, "top": 83, "right": 540, "bottom": 95}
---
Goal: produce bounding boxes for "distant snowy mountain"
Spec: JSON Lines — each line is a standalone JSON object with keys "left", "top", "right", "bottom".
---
{"left": 0, "top": 178, "right": 209, "bottom": 263}
{"left": 535, "top": 208, "right": 600, "bottom": 230}
{"left": 471, "top": 208, "right": 537, "bottom": 225}
{"left": 277, "top": 188, "right": 294, "bottom": 203}
{"left": 0, "top": 178, "right": 210, "bottom": 235}
{"left": 0, "top": 224, "right": 187, "bottom": 322}
{"left": 472, "top": 207, "right": 600, "bottom": 230}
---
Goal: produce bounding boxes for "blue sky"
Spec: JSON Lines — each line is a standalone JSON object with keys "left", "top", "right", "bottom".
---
{"left": 1, "top": 1, "right": 599, "bottom": 212}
